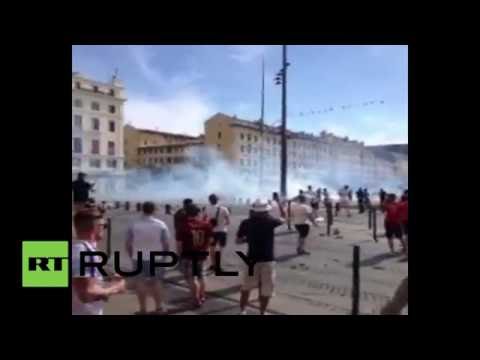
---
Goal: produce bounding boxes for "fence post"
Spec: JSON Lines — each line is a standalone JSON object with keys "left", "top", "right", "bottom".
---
{"left": 368, "top": 208, "right": 372, "bottom": 229}
{"left": 326, "top": 202, "right": 333, "bottom": 236}
{"left": 352, "top": 245, "right": 360, "bottom": 315}
{"left": 125, "top": 201, "right": 130, "bottom": 211}
{"left": 373, "top": 208, "right": 377, "bottom": 242}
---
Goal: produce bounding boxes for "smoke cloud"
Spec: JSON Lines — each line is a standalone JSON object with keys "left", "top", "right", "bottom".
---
{"left": 92, "top": 147, "right": 407, "bottom": 204}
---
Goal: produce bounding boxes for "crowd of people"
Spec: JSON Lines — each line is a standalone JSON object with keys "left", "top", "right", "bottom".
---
{"left": 72, "top": 172, "right": 408, "bottom": 315}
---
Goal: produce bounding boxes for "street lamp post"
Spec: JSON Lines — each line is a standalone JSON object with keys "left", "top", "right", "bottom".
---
{"left": 275, "top": 45, "right": 289, "bottom": 198}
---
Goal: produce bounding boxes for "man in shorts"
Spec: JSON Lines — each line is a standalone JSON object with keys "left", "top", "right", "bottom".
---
{"left": 382, "top": 194, "right": 406, "bottom": 255}
{"left": 337, "top": 185, "right": 352, "bottom": 217}
{"left": 72, "top": 172, "right": 95, "bottom": 213}
{"left": 177, "top": 204, "right": 213, "bottom": 308}
{"left": 125, "top": 201, "right": 170, "bottom": 315}
{"left": 291, "top": 195, "right": 318, "bottom": 255}
{"left": 203, "top": 194, "right": 230, "bottom": 272}
{"left": 236, "top": 199, "right": 284, "bottom": 315}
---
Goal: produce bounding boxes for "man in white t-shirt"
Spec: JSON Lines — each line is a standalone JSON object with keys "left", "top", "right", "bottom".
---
{"left": 337, "top": 185, "right": 352, "bottom": 217}
{"left": 72, "top": 209, "right": 126, "bottom": 315}
{"left": 126, "top": 201, "right": 170, "bottom": 315}
{"left": 203, "top": 194, "right": 230, "bottom": 272}
{"left": 291, "top": 195, "right": 318, "bottom": 255}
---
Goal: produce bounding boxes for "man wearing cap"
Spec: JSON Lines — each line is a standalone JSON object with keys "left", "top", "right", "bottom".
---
{"left": 72, "top": 173, "right": 95, "bottom": 213}
{"left": 72, "top": 208, "right": 126, "bottom": 315}
{"left": 236, "top": 199, "right": 284, "bottom": 315}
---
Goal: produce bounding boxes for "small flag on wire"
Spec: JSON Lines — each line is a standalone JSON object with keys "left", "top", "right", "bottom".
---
{"left": 380, "top": 100, "right": 384, "bottom": 104}
{"left": 300, "top": 112, "right": 304, "bottom": 116}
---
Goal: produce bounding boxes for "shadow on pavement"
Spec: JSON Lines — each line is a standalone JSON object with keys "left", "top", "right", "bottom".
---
{"left": 276, "top": 253, "right": 302, "bottom": 263}
{"left": 347, "top": 252, "right": 398, "bottom": 268}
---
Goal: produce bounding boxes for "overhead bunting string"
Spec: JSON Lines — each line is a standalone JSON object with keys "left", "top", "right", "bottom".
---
{"left": 290, "top": 99, "right": 385, "bottom": 118}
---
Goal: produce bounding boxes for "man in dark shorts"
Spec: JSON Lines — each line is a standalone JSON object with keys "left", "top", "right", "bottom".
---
{"left": 236, "top": 200, "right": 284, "bottom": 315}
{"left": 72, "top": 173, "right": 94, "bottom": 212}
{"left": 382, "top": 194, "right": 406, "bottom": 255}
{"left": 203, "top": 194, "right": 230, "bottom": 272}
{"left": 177, "top": 204, "right": 213, "bottom": 308}
{"left": 291, "top": 195, "right": 318, "bottom": 255}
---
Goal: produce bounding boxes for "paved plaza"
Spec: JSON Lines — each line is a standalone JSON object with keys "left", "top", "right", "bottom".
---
{"left": 95, "top": 203, "right": 408, "bottom": 315}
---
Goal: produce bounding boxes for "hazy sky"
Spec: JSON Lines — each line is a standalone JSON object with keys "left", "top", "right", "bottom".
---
{"left": 72, "top": 45, "right": 408, "bottom": 145}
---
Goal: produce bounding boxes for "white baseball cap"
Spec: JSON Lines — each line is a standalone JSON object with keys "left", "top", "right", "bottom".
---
{"left": 251, "top": 199, "right": 272, "bottom": 212}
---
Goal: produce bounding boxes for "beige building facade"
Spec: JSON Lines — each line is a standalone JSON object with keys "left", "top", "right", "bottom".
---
{"left": 124, "top": 125, "right": 200, "bottom": 168}
{"left": 72, "top": 72, "right": 126, "bottom": 175}
{"left": 137, "top": 141, "right": 204, "bottom": 168}
{"left": 204, "top": 113, "right": 406, "bottom": 186}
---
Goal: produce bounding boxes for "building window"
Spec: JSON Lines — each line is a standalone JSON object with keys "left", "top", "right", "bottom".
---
{"left": 254, "top": 136, "right": 258, "bottom": 142}
{"left": 160, "top": 148, "right": 164, "bottom": 154}
{"left": 240, "top": 159, "right": 244, "bottom": 166}
{"left": 107, "top": 159, "right": 117, "bottom": 168}
{"left": 241, "top": 145, "right": 245, "bottom": 153}
{"left": 92, "top": 118, "right": 100, "bottom": 131}
{"left": 109, "top": 105, "right": 116, "bottom": 114}
{"left": 167, "top": 157, "right": 172, "bottom": 164}
{"left": 72, "top": 157, "right": 81, "bottom": 167}
{"left": 73, "top": 138, "right": 82, "bottom": 153}
{"left": 93, "top": 85, "right": 99, "bottom": 93}
{"left": 74, "top": 99, "right": 83, "bottom": 108}
{"left": 240, "top": 133, "right": 244, "bottom": 140}
{"left": 217, "top": 144, "right": 221, "bottom": 149}
{"left": 218, "top": 132, "right": 222, "bottom": 139}
{"left": 144, "top": 141, "right": 148, "bottom": 145}
{"left": 247, "top": 134, "right": 251, "bottom": 141}
{"left": 91, "top": 139, "right": 100, "bottom": 154}
{"left": 167, "top": 147, "right": 172, "bottom": 154}
{"left": 108, "top": 141, "right": 115, "bottom": 156}
{"left": 109, "top": 121, "right": 115, "bottom": 132}
{"left": 91, "top": 102, "right": 100, "bottom": 111}
{"left": 110, "top": 89, "right": 115, "bottom": 96}
{"left": 73, "top": 115, "right": 82, "bottom": 129}
{"left": 89, "top": 159, "right": 101, "bottom": 168}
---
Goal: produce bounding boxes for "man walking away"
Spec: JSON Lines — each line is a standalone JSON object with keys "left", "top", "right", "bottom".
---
{"left": 236, "top": 199, "right": 284, "bottom": 315}
{"left": 125, "top": 202, "right": 170, "bottom": 315}
{"left": 174, "top": 199, "right": 193, "bottom": 238}
{"left": 177, "top": 204, "right": 213, "bottom": 308}
{"left": 204, "top": 194, "right": 230, "bottom": 272}
{"left": 382, "top": 194, "right": 406, "bottom": 255}
{"left": 338, "top": 185, "right": 352, "bottom": 217}
{"left": 72, "top": 208, "right": 126, "bottom": 315}
{"left": 356, "top": 188, "right": 365, "bottom": 214}
{"left": 270, "top": 192, "right": 286, "bottom": 220}
{"left": 292, "top": 195, "right": 318, "bottom": 255}
{"left": 72, "top": 172, "right": 95, "bottom": 213}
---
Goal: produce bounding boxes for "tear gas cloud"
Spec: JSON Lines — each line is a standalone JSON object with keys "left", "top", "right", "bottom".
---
{"left": 93, "top": 147, "right": 407, "bottom": 204}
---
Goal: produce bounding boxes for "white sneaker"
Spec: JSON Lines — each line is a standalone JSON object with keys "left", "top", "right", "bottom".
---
{"left": 239, "top": 310, "right": 247, "bottom": 315}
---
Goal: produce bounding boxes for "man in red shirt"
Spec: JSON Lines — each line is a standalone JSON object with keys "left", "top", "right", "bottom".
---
{"left": 397, "top": 191, "right": 408, "bottom": 255}
{"left": 382, "top": 194, "right": 406, "bottom": 255}
{"left": 176, "top": 204, "right": 213, "bottom": 308}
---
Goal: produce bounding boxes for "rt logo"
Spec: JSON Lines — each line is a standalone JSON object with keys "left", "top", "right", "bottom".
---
{"left": 22, "top": 241, "right": 69, "bottom": 287}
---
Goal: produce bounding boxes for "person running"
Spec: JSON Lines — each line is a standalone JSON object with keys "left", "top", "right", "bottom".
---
{"left": 72, "top": 208, "right": 126, "bottom": 315}
{"left": 236, "top": 199, "right": 284, "bottom": 315}
{"left": 72, "top": 172, "right": 95, "bottom": 213}
{"left": 338, "top": 185, "right": 352, "bottom": 217}
{"left": 380, "top": 277, "right": 408, "bottom": 315}
{"left": 203, "top": 194, "right": 230, "bottom": 272}
{"left": 177, "top": 204, "right": 213, "bottom": 308}
{"left": 125, "top": 202, "right": 170, "bottom": 315}
{"left": 291, "top": 195, "right": 318, "bottom": 255}
{"left": 356, "top": 188, "right": 365, "bottom": 214}
{"left": 382, "top": 194, "right": 406, "bottom": 255}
